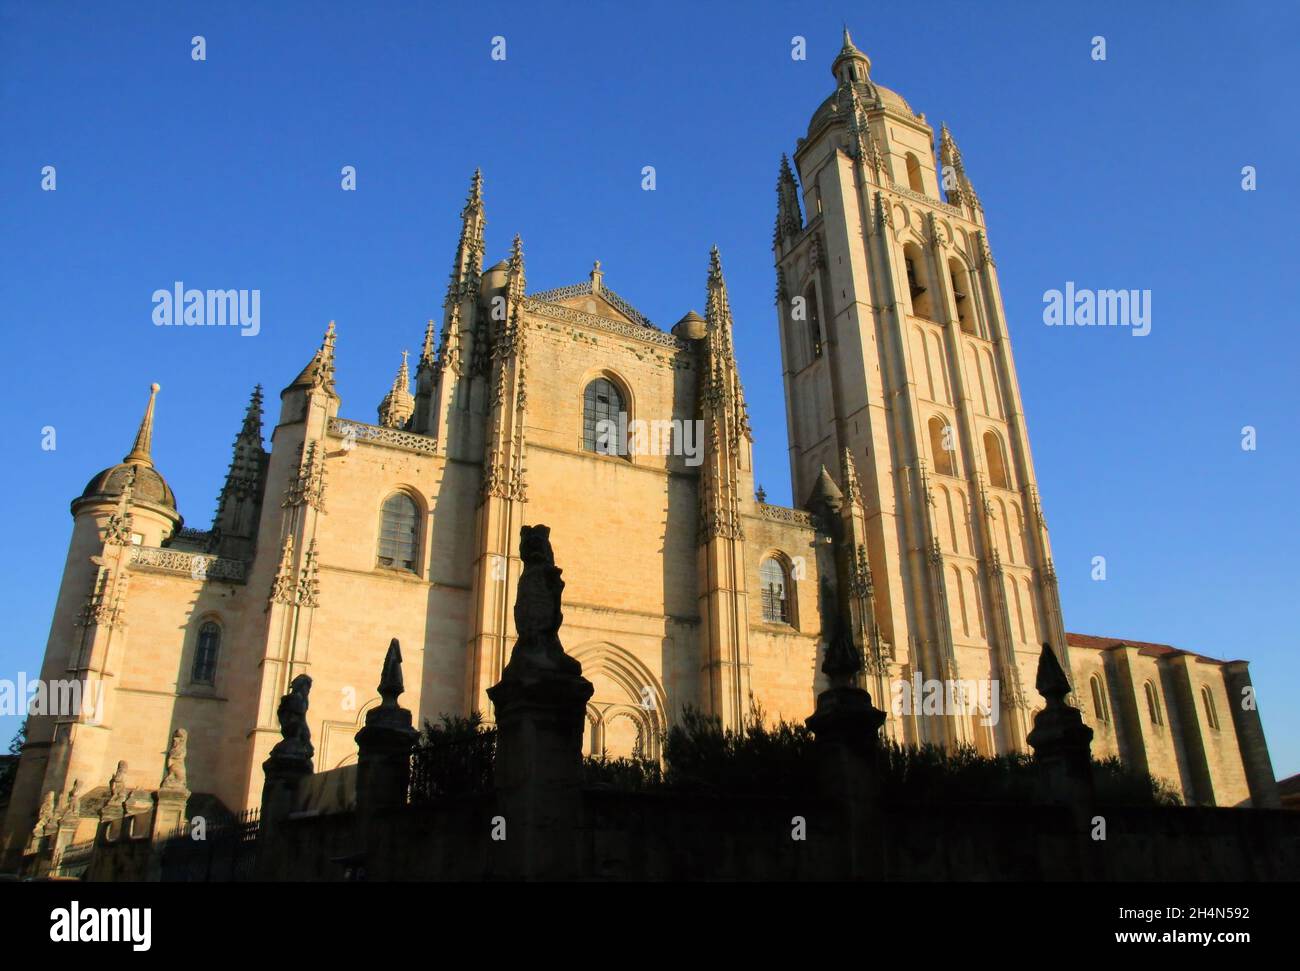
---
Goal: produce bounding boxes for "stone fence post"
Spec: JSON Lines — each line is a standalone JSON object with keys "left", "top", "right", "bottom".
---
{"left": 805, "top": 617, "right": 886, "bottom": 879}
{"left": 486, "top": 525, "right": 594, "bottom": 880}
{"left": 351, "top": 638, "right": 419, "bottom": 879}
{"left": 257, "top": 674, "right": 315, "bottom": 879}
{"left": 1026, "top": 643, "right": 1095, "bottom": 828}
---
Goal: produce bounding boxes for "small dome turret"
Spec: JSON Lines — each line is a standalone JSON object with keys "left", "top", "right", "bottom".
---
{"left": 672, "top": 310, "right": 707, "bottom": 341}
{"left": 76, "top": 383, "right": 178, "bottom": 513}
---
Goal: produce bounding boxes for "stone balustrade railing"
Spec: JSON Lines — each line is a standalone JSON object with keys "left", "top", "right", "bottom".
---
{"left": 758, "top": 503, "right": 815, "bottom": 528}
{"left": 327, "top": 418, "right": 440, "bottom": 456}
{"left": 130, "top": 545, "right": 247, "bottom": 583}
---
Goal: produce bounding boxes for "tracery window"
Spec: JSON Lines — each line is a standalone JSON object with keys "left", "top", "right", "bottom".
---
{"left": 192, "top": 621, "right": 220, "bottom": 685}
{"left": 583, "top": 378, "right": 626, "bottom": 456}
{"left": 377, "top": 492, "right": 420, "bottom": 571}
{"left": 760, "top": 557, "right": 790, "bottom": 624}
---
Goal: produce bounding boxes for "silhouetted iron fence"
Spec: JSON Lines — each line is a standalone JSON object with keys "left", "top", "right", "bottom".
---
{"left": 158, "top": 808, "right": 259, "bottom": 882}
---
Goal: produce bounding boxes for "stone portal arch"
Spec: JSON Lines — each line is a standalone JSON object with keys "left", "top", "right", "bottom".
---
{"left": 571, "top": 641, "right": 666, "bottom": 760}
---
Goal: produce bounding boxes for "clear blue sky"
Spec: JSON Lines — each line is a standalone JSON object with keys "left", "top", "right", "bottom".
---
{"left": 2, "top": 1, "right": 1296, "bottom": 777}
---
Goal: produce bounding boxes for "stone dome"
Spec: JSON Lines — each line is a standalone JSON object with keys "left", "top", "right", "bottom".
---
{"left": 80, "top": 461, "right": 177, "bottom": 510}
{"left": 806, "top": 81, "right": 916, "bottom": 142}
{"left": 806, "top": 29, "right": 918, "bottom": 142}
{"left": 76, "top": 383, "right": 178, "bottom": 513}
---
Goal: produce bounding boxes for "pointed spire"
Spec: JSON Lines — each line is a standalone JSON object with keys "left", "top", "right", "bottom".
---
{"left": 702, "top": 247, "right": 751, "bottom": 442}
{"left": 705, "top": 247, "right": 737, "bottom": 366}
{"left": 811, "top": 463, "right": 843, "bottom": 506}
{"left": 507, "top": 233, "right": 526, "bottom": 299}
{"left": 288, "top": 322, "right": 338, "bottom": 396}
{"left": 775, "top": 155, "right": 803, "bottom": 243}
{"left": 841, "top": 447, "right": 864, "bottom": 508}
{"left": 832, "top": 25, "right": 872, "bottom": 82}
{"left": 378, "top": 351, "right": 415, "bottom": 429}
{"left": 240, "top": 385, "right": 264, "bottom": 439}
{"left": 466, "top": 167, "right": 483, "bottom": 208}
{"left": 938, "top": 123, "right": 979, "bottom": 209}
{"left": 123, "top": 383, "right": 160, "bottom": 466}
{"left": 445, "top": 169, "right": 486, "bottom": 308}
{"left": 215, "top": 384, "right": 267, "bottom": 538}
{"left": 419, "top": 320, "right": 436, "bottom": 370}
{"left": 705, "top": 247, "right": 733, "bottom": 339}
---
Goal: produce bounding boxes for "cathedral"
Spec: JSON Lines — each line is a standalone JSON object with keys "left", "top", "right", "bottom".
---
{"left": 1, "top": 29, "right": 1279, "bottom": 868}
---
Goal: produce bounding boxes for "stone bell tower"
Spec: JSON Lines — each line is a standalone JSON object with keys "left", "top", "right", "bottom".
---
{"left": 773, "top": 29, "right": 1069, "bottom": 753}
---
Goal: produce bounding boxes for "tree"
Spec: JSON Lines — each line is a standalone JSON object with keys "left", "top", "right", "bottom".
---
{"left": 0, "top": 719, "right": 27, "bottom": 803}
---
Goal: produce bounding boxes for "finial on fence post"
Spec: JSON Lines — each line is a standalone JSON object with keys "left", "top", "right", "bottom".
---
{"left": 351, "top": 638, "right": 419, "bottom": 879}
{"left": 1027, "top": 643, "right": 1096, "bottom": 829}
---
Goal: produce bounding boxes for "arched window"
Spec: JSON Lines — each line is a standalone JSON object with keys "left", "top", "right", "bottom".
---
{"left": 582, "top": 378, "right": 626, "bottom": 455}
{"left": 903, "top": 243, "right": 933, "bottom": 319}
{"left": 1144, "top": 681, "right": 1163, "bottom": 727}
{"left": 948, "top": 257, "right": 975, "bottom": 334}
{"left": 929, "top": 416, "right": 956, "bottom": 475}
{"left": 1089, "top": 675, "right": 1109, "bottom": 723}
{"left": 983, "top": 431, "right": 1009, "bottom": 488}
{"left": 803, "top": 283, "right": 823, "bottom": 359}
{"left": 377, "top": 492, "right": 420, "bottom": 571}
{"left": 759, "top": 557, "right": 789, "bottom": 624}
{"left": 905, "top": 153, "right": 925, "bottom": 194}
{"left": 1200, "top": 686, "right": 1220, "bottom": 731}
{"left": 192, "top": 621, "right": 220, "bottom": 685}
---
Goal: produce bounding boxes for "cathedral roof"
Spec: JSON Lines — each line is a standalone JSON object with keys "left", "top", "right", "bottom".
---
{"left": 529, "top": 262, "right": 657, "bottom": 329}
{"left": 1066, "top": 632, "right": 1236, "bottom": 665}
{"left": 78, "top": 383, "right": 178, "bottom": 512}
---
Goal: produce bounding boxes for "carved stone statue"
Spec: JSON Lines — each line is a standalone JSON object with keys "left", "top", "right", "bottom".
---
{"left": 60, "top": 780, "right": 81, "bottom": 820}
{"left": 161, "top": 730, "right": 188, "bottom": 790}
{"left": 270, "top": 673, "right": 314, "bottom": 760}
{"left": 31, "top": 790, "right": 54, "bottom": 839}
{"left": 107, "top": 760, "right": 128, "bottom": 802}
{"left": 502, "top": 525, "right": 581, "bottom": 682}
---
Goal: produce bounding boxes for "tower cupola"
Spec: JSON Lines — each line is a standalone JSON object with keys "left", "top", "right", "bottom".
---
{"left": 831, "top": 26, "right": 872, "bottom": 85}
{"left": 76, "top": 383, "right": 177, "bottom": 515}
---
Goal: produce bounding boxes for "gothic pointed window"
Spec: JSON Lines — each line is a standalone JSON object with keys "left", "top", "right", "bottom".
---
{"left": 905, "top": 153, "right": 925, "bottom": 194}
{"left": 983, "top": 431, "right": 1010, "bottom": 489}
{"left": 583, "top": 378, "right": 626, "bottom": 456}
{"left": 192, "top": 621, "right": 220, "bottom": 685}
{"left": 929, "top": 416, "right": 956, "bottom": 476}
{"left": 1200, "top": 685, "right": 1220, "bottom": 731}
{"left": 949, "top": 257, "right": 976, "bottom": 335}
{"left": 1090, "top": 675, "right": 1109, "bottom": 723}
{"left": 760, "top": 557, "right": 790, "bottom": 624}
{"left": 1144, "top": 680, "right": 1163, "bottom": 727}
{"left": 377, "top": 492, "right": 420, "bottom": 571}
{"left": 903, "top": 243, "right": 933, "bottom": 319}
